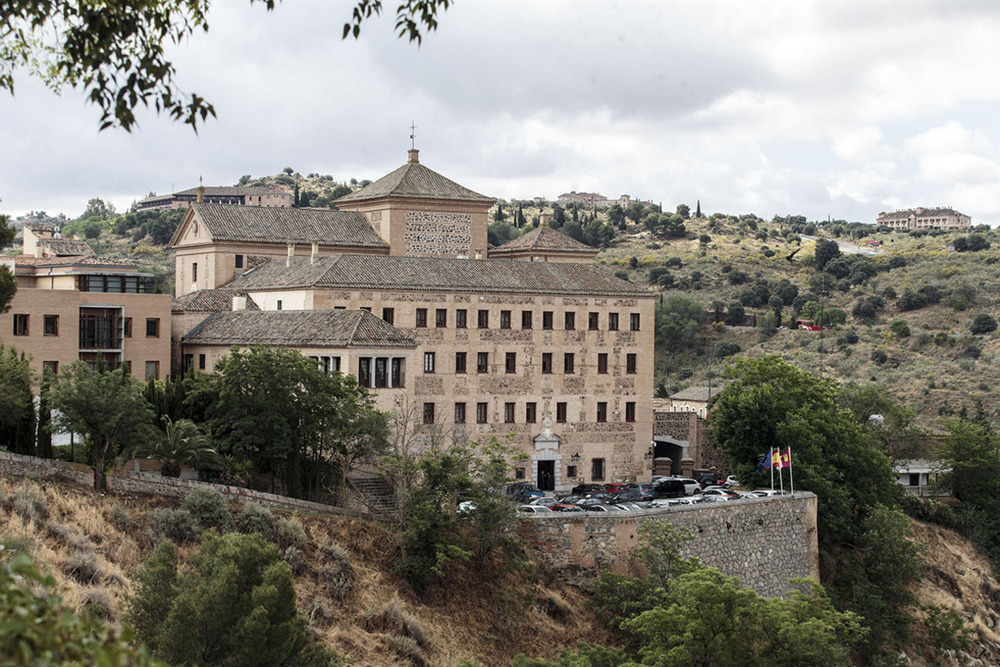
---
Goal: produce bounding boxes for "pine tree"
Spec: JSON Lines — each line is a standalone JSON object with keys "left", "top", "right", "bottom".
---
{"left": 293, "top": 184, "right": 300, "bottom": 207}
{"left": 696, "top": 199, "right": 702, "bottom": 218}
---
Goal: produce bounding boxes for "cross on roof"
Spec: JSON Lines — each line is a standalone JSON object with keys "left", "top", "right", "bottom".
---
{"left": 409, "top": 121, "right": 416, "bottom": 150}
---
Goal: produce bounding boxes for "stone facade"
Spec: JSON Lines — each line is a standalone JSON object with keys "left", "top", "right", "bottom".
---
{"left": 521, "top": 492, "right": 820, "bottom": 598}
{"left": 403, "top": 211, "right": 473, "bottom": 256}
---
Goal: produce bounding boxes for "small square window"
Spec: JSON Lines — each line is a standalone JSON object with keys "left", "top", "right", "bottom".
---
{"left": 567, "top": 465, "right": 578, "bottom": 478}
{"left": 477, "top": 402, "right": 488, "bottom": 424}
{"left": 626, "top": 401, "right": 636, "bottom": 422}
{"left": 456, "top": 309, "right": 467, "bottom": 328}
{"left": 504, "top": 402, "right": 515, "bottom": 423}
{"left": 43, "top": 315, "right": 58, "bottom": 336}
{"left": 525, "top": 402, "right": 537, "bottom": 423}
{"left": 521, "top": 311, "right": 533, "bottom": 329}
{"left": 541, "top": 353, "right": 553, "bottom": 374}
{"left": 477, "top": 309, "right": 489, "bottom": 328}
{"left": 42, "top": 361, "right": 58, "bottom": 375}
{"left": 556, "top": 402, "right": 568, "bottom": 423}
{"left": 235, "top": 254, "right": 244, "bottom": 269}
{"left": 500, "top": 310, "right": 511, "bottom": 329}
{"left": 514, "top": 467, "right": 526, "bottom": 480}
{"left": 564, "top": 312, "right": 575, "bottom": 330}
{"left": 564, "top": 353, "right": 575, "bottom": 374}
{"left": 436, "top": 308, "right": 447, "bottom": 328}
{"left": 416, "top": 308, "right": 427, "bottom": 328}
{"left": 505, "top": 352, "right": 516, "bottom": 373}
{"left": 597, "top": 402, "right": 607, "bottom": 422}
{"left": 598, "top": 353, "right": 608, "bottom": 374}
{"left": 542, "top": 311, "right": 554, "bottom": 330}
{"left": 424, "top": 352, "right": 436, "bottom": 373}
{"left": 382, "top": 308, "right": 395, "bottom": 325}
{"left": 455, "top": 402, "right": 466, "bottom": 423}
{"left": 627, "top": 353, "right": 637, "bottom": 374}
{"left": 145, "top": 318, "right": 160, "bottom": 337}
{"left": 423, "top": 402, "right": 435, "bottom": 424}
{"left": 589, "top": 312, "right": 599, "bottom": 330}
{"left": 144, "top": 360, "right": 159, "bottom": 381}
{"left": 630, "top": 313, "right": 641, "bottom": 331}
{"left": 455, "top": 352, "right": 467, "bottom": 374}
{"left": 477, "top": 352, "right": 489, "bottom": 373}
{"left": 123, "top": 317, "right": 132, "bottom": 338}
{"left": 608, "top": 313, "right": 619, "bottom": 331}
{"left": 13, "top": 314, "right": 28, "bottom": 336}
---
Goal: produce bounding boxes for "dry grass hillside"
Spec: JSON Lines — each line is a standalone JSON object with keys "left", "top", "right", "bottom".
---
{"left": 0, "top": 475, "right": 609, "bottom": 666}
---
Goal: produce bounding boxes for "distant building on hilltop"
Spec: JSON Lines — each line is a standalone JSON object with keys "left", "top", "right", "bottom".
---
{"left": 876, "top": 207, "right": 971, "bottom": 231}
{"left": 136, "top": 185, "right": 292, "bottom": 211}
{"left": 557, "top": 191, "right": 608, "bottom": 206}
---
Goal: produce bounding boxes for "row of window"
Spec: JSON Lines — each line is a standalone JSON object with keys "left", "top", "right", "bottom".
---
{"left": 411, "top": 308, "right": 641, "bottom": 332}
{"left": 422, "top": 400, "right": 637, "bottom": 425}
{"left": 13, "top": 315, "right": 160, "bottom": 340}
{"left": 424, "top": 351, "right": 638, "bottom": 375}
{"left": 40, "top": 359, "right": 161, "bottom": 380}
{"left": 513, "top": 458, "right": 607, "bottom": 482}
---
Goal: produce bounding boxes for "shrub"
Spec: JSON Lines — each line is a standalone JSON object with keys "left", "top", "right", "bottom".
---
{"left": 889, "top": 320, "right": 911, "bottom": 339}
{"left": 11, "top": 485, "right": 47, "bottom": 522}
{"left": 897, "top": 289, "right": 929, "bottom": 312}
{"left": 236, "top": 503, "right": 277, "bottom": 541}
{"left": 888, "top": 256, "right": 907, "bottom": 269}
{"left": 844, "top": 331, "right": 859, "bottom": 345}
{"left": 614, "top": 270, "right": 629, "bottom": 281}
{"left": 0, "top": 534, "right": 34, "bottom": 555}
{"left": 275, "top": 517, "right": 307, "bottom": 551}
{"left": 713, "top": 342, "right": 742, "bottom": 358}
{"left": 961, "top": 344, "right": 981, "bottom": 360}
{"left": 666, "top": 256, "right": 683, "bottom": 268}
{"left": 871, "top": 349, "right": 888, "bottom": 365}
{"left": 78, "top": 588, "right": 117, "bottom": 624}
{"left": 62, "top": 551, "right": 102, "bottom": 584}
{"left": 108, "top": 504, "right": 135, "bottom": 532}
{"left": 147, "top": 508, "right": 198, "bottom": 544}
{"left": 180, "top": 488, "right": 234, "bottom": 533}
{"left": 363, "top": 600, "right": 427, "bottom": 648}
{"left": 970, "top": 313, "right": 998, "bottom": 335}
{"left": 727, "top": 269, "right": 750, "bottom": 285}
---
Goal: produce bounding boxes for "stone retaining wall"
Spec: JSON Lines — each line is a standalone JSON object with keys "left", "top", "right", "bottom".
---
{"left": 0, "top": 450, "right": 352, "bottom": 516}
{"left": 521, "top": 493, "right": 820, "bottom": 597}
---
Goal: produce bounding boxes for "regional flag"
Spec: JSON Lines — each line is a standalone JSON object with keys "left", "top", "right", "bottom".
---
{"left": 779, "top": 448, "right": 791, "bottom": 469}
{"left": 771, "top": 449, "right": 783, "bottom": 469}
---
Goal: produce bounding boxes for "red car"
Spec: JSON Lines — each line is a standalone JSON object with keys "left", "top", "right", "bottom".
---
{"left": 796, "top": 320, "right": 825, "bottom": 331}
{"left": 603, "top": 482, "right": 629, "bottom": 493}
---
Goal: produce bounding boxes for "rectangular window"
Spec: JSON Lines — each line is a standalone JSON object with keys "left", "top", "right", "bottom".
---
{"left": 415, "top": 308, "right": 427, "bottom": 328}
{"left": 456, "top": 309, "right": 467, "bottom": 328}
{"left": 391, "top": 358, "right": 405, "bottom": 388}
{"left": 423, "top": 402, "right": 435, "bottom": 424}
{"left": 564, "top": 353, "right": 575, "bottom": 374}
{"left": 525, "top": 402, "right": 537, "bottom": 423}
{"left": 374, "top": 358, "right": 389, "bottom": 388}
{"left": 521, "top": 311, "right": 532, "bottom": 329}
{"left": 436, "top": 308, "right": 448, "bottom": 328}
{"left": 598, "top": 353, "right": 608, "bottom": 374}
{"left": 13, "top": 314, "right": 28, "bottom": 336}
{"left": 361, "top": 306, "right": 371, "bottom": 312}
{"left": 514, "top": 467, "right": 526, "bottom": 480}
{"left": 235, "top": 254, "right": 244, "bottom": 269}
{"left": 504, "top": 402, "right": 515, "bottom": 423}
{"left": 43, "top": 315, "right": 58, "bottom": 336}
{"left": 567, "top": 465, "right": 578, "bottom": 478}
{"left": 564, "top": 312, "right": 575, "bottom": 330}
{"left": 198, "top": 354, "right": 206, "bottom": 370}
{"left": 630, "top": 313, "right": 641, "bottom": 331}
{"left": 626, "top": 401, "right": 636, "bottom": 422}
{"left": 608, "top": 313, "right": 619, "bottom": 331}
{"left": 542, "top": 311, "right": 554, "bottom": 330}
{"left": 589, "top": 312, "right": 599, "bottom": 330}
{"left": 144, "top": 361, "right": 159, "bottom": 381}
{"left": 505, "top": 352, "right": 516, "bottom": 373}
{"left": 42, "top": 361, "right": 58, "bottom": 375}
{"left": 556, "top": 402, "right": 568, "bottom": 423}
{"left": 477, "top": 402, "right": 488, "bottom": 424}
{"left": 597, "top": 402, "right": 608, "bottom": 422}
{"left": 626, "top": 353, "right": 637, "bottom": 374}
{"left": 477, "top": 309, "right": 489, "bottom": 328}
{"left": 500, "top": 310, "right": 511, "bottom": 329}
{"left": 455, "top": 351, "right": 467, "bottom": 374}
{"left": 79, "top": 308, "right": 121, "bottom": 349}
{"left": 358, "top": 358, "right": 371, "bottom": 387}
{"left": 276, "top": 300, "right": 282, "bottom": 311}
{"left": 192, "top": 262, "right": 198, "bottom": 282}
{"left": 145, "top": 318, "right": 159, "bottom": 338}
{"left": 123, "top": 317, "right": 132, "bottom": 338}
{"left": 592, "top": 458, "right": 606, "bottom": 481}
{"left": 382, "top": 307, "right": 394, "bottom": 325}
{"left": 423, "top": 352, "right": 436, "bottom": 373}
{"left": 477, "top": 352, "right": 489, "bottom": 373}
{"left": 541, "top": 353, "right": 553, "bottom": 374}
{"left": 455, "top": 402, "right": 466, "bottom": 423}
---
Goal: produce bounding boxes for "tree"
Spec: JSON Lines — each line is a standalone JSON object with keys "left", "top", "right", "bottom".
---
{"left": 0, "top": 213, "right": 14, "bottom": 249}
{"left": 0, "top": 344, "right": 35, "bottom": 454}
{"left": 655, "top": 296, "right": 704, "bottom": 351}
{"left": 1, "top": 551, "right": 164, "bottom": 666}
{"left": 970, "top": 313, "right": 998, "bottom": 335}
{"left": 625, "top": 202, "right": 645, "bottom": 224}
{"left": 35, "top": 368, "right": 53, "bottom": 459}
{"left": 78, "top": 197, "right": 116, "bottom": 220}
{"left": 1, "top": 1, "right": 451, "bottom": 131}
{"left": 675, "top": 203, "right": 690, "bottom": 220}
{"left": 125, "top": 417, "right": 221, "bottom": 477}
{"left": 0, "top": 264, "right": 16, "bottom": 314}
{"left": 127, "top": 531, "right": 324, "bottom": 666}
{"left": 48, "top": 360, "right": 155, "bottom": 490}
{"left": 608, "top": 204, "right": 625, "bottom": 229}
{"left": 814, "top": 238, "right": 841, "bottom": 272}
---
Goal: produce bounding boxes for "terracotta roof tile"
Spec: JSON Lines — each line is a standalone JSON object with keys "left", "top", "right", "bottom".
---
{"left": 172, "top": 289, "right": 261, "bottom": 313}
{"left": 335, "top": 157, "right": 493, "bottom": 204}
{"left": 192, "top": 203, "right": 388, "bottom": 247}
{"left": 38, "top": 239, "right": 95, "bottom": 257}
{"left": 182, "top": 309, "right": 415, "bottom": 348}
{"left": 490, "top": 226, "right": 598, "bottom": 255}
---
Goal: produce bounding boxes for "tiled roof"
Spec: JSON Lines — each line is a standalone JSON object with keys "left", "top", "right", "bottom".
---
{"left": 6, "top": 255, "right": 136, "bottom": 268}
{"left": 670, "top": 384, "right": 727, "bottom": 402}
{"left": 22, "top": 223, "right": 52, "bottom": 232}
{"left": 174, "top": 185, "right": 289, "bottom": 197}
{"left": 226, "top": 254, "right": 652, "bottom": 298}
{"left": 172, "top": 289, "right": 261, "bottom": 313}
{"left": 182, "top": 309, "right": 416, "bottom": 348}
{"left": 38, "top": 238, "right": 95, "bottom": 257}
{"left": 490, "top": 226, "right": 598, "bottom": 255}
{"left": 335, "top": 155, "right": 494, "bottom": 204}
{"left": 879, "top": 207, "right": 966, "bottom": 219}
{"left": 191, "top": 203, "right": 388, "bottom": 247}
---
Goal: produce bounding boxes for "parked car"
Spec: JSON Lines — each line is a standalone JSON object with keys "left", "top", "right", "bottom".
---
{"left": 670, "top": 477, "right": 702, "bottom": 496}
{"left": 702, "top": 488, "right": 740, "bottom": 500}
{"left": 745, "top": 489, "right": 789, "bottom": 498}
{"left": 653, "top": 478, "right": 686, "bottom": 498}
{"left": 526, "top": 496, "right": 558, "bottom": 506}
{"left": 607, "top": 490, "right": 644, "bottom": 504}
{"left": 517, "top": 505, "right": 554, "bottom": 514}
{"left": 505, "top": 482, "right": 545, "bottom": 503}
{"left": 625, "top": 483, "right": 656, "bottom": 501}
{"left": 584, "top": 504, "right": 615, "bottom": 512}
{"left": 603, "top": 482, "right": 630, "bottom": 493}
{"left": 725, "top": 475, "right": 740, "bottom": 487}
{"left": 698, "top": 473, "right": 722, "bottom": 489}
{"left": 571, "top": 483, "right": 605, "bottom": 496}
{"left": 550, "top": 503, "right": 584, "bottom": 512}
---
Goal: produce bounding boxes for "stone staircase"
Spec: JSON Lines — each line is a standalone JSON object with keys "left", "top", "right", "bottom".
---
{"left": 349, "top": 476, "right": 398, "bottom": 516}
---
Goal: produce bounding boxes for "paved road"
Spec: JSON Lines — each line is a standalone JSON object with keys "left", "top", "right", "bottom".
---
{"left": 799, "top": 235, "right": 883, "bottom": 256}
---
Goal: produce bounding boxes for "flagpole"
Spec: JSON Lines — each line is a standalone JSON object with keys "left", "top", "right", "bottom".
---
{"left": 788, "top": 447, "right": 794, "bottom": 496}
{"left": 777, "top": 448, "right": 785, "bottom": 495}
{"left": 769, "top": 448, "right": 774, "bottom": 491}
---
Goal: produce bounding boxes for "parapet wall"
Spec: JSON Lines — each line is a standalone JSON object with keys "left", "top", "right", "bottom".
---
{"left": 521, "top": 493, "right": 819, "bottom": 597}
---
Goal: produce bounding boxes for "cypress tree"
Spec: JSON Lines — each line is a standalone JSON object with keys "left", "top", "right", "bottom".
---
{"left": 36, "top": 370, "right": 53, "bottom": 458}
{"left": 696, "top": 199, "right": 702, "bottom": 218}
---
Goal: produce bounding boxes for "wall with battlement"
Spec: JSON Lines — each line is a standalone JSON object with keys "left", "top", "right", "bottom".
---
{"left": 520, "top": 492, "right": 819, "bottom": 597}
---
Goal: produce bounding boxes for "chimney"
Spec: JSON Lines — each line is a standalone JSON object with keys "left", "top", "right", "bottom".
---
{"left": 408, "top": 149, "right": 420, "bottom": 164}
{"left": 539, "top": 212, "right": 551, "bottom": 227}
{"left": 196, "top": 185, "right": 205, "bottom": 203}
{"left": 286, "top": 242, "right": 295, "bottom": 267}
{"left": 232, "top": 294, "right": 247, "bottom": 311}
{"left": 310, "top": 239, "right": 319, "bottom": 264}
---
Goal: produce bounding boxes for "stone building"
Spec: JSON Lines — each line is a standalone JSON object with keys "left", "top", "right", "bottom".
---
{"left": 136, "top": 185, "right": 292, "bottom": 211}
{"left": 876, "top": 207, "right": 971, "bottom": 230}
{"left": 169, "top": 151, "right": 657, "bottom": 492}
{"left": 488, "top": 225, "right": 599, "bottom": 263}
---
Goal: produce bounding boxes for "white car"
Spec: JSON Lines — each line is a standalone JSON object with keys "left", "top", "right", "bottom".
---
{"left": 745, "top": 489, "right": 789, "bottom": 498}
{"left": 518, "top": 504, "right": 554, "bottom": 514}
{"left": 670, "top": 477, "right": 702, "bottom": 496}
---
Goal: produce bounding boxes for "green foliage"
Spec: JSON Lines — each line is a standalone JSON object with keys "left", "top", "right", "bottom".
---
{"left": 127, "top": 416, "right": 221, "bottom": 477}
{"left": 48, "top": 360, "right": 155, "bottom": 490}
{"left": 953, "top": 234, "right": 990, "bottom": 252}
{"left": 970, "top": 313, "right": 998, "bottom": 335}
{"left": 238, "top": 503, "right": 278, "bottom": 541}
{"left": 512, "top": 644, "right": 630, "bottom": 666}
{"left": 113, "top": 208, "right": 184, "bottom": 245}
{"left": 644, "top": 212, "right": 686, "bottom": 238}
{"left": 713, "top": 341, "right": 741, "bottom": 358}
{"left": 655, "top": 295, "right": 704, "bottom": 352}
{"left": 814, "top": 238, "right": 841, "bottom": 272}
{"left": 181, "top": 488, "right": 235, "bottom": 533}
{"left": 488, "top": 220, "right": 519, "bottom": 247}
{"left": 0, "top": 214, "right": 14, "bottom": 249}
{"left": 889, "top": 319, "right": 911, "bottom": 338}
{"left": 710, "top": 357, "right": 920, "bottom": 659}
{"left": 814, "top": 307, "right": 847, "bottom": 327}
{"left": 724, "top": 302, "right": 745, "bottom": 326}
{"left": 870, "top": 349, "right": 888, "bottom": 365}
{"left": 146, "top": 508, "right": 199, "bottom": 544}
{"left": 0, "top": 549, "right": 163, "bottom": 664}
{"left": 0, "top": 344, "right": 35, "bottom": 454}
{"left": 852, "top": 295, "right": 885, "bottom": 323}
{"left": 128, "top": 530, "right": 320, "bottom": 666}
{"left": 0, "top": 264, "right": 16, "bottom": 314}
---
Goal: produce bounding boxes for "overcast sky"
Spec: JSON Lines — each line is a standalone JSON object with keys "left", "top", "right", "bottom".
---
{"left": 4, "top": 1, "right": 1000, "bottom": 225}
